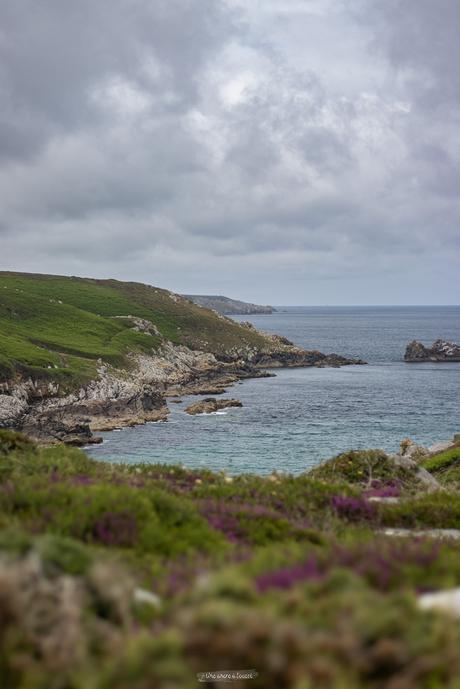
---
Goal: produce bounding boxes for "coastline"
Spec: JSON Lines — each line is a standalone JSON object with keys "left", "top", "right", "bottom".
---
{"left": 0, "top": 337, "right": 365, "bottom": 446}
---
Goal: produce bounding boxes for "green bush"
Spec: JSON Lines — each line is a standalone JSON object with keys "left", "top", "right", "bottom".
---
{"left": 310, "top": 449, "right": 420, "bottom": 491}
{"left": 381, "top": 492, "right": 460, "bottom": 529}
{"left": 0, "top": 429, "right": 36, "bottom": 457}
{"left": 0, "top": 479, "right": 226, "bottom": 558}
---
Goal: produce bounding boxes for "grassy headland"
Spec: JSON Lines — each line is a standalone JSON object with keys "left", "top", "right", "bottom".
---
{"left": 0, "top": 272, "right": 363, "bottom": 444}
{"left": 0, "top": 272, "right": 277, "bottom": 389}
{"left": 1, "top": 430, "right": 460, "bottom": 688}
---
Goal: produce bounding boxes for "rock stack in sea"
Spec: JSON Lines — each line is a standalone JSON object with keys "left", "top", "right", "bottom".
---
{"left": 404, "top": 339, "right": 460, "bottom": 362}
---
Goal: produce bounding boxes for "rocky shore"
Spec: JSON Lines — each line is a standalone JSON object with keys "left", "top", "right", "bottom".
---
{"left": 0, "top": 272, "right": 366, "bottom": 445}
{"left": 405, "top": 339, "right": 460, "bottom": 362}
{"left": 0, "top": 336, "right": 364, "bottom": 445}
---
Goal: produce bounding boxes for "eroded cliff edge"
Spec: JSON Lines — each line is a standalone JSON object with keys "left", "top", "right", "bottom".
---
{"left": 0, "top": 272, "right": 365, "bottom": 444}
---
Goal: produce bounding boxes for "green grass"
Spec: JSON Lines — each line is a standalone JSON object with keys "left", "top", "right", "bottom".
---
{"left": 420, "top": 445, "right": 460, "bottom": 488}
{"left": 0, "top": 272, "right": 276, "bottom": 388}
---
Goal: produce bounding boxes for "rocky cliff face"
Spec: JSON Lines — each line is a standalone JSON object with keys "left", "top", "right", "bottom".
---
{"left": 405, "top": 340, "right": 460, "bottom": 362}
{"left": 0, "top": 338, "right": 365, "bottom": 445}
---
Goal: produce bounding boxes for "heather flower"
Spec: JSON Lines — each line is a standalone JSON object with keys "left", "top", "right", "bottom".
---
{"left": 92, "top": 510, "right": 138, "bottom": 547}
{"left": 364, "top": 480, "right": 401, "bottom": 499}
{"left": 331, "top": 495, "right": 377, "bottom": 522}
{"left": 198, "top": 500, "right": 288, "bottom": 544}
{"left": 255, "top": 539, "right": 441, "bottom": 594}
{"left": 256, "top": 555, "right": 323, "bottom": 593}
{"left": 71, "top": 475, "right": 93, "bottom": 486}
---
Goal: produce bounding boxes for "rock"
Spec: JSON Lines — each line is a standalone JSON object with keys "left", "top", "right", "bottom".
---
{"left": 404, "top": 339, "right": 460, "bottom": 362}
{"left": 18, "top": 382, "right": 169, "bottom": 443}
{"left": 382, "top": 528, "right": 460, "bottom": 540}
{"left": 20, "top": 416, "right": 99, "bottom": 446}
{"left": 391, "top": 453, "right": 440, "bottom": 491}
{"left": 252, "top": 340, "right": 367, "bottom": 368}
{"left": 133, "top": 588, "right": 161, "bottom": 608}
{"left": 185, "top": 398, "right": 243, "bottom": 415}
{"left": 398, "top": 438, "right": 429, "bottom": 460}
{"left": 109, "top": 315, "right": 161, "bottom": 337}
{"left": 315, "top": 353, "right": 367, "bottom": 368}
{"left": 418, "top": 588, "right": 460, "bottom": 617}
{"left": 63, "top": 433, "right": 103, "bottom": 447}
{"left": 0, "top": 393, "right": 28, "bottom": 427}
{"left": 429, "top": 439, "right": 458, "bottom": 454}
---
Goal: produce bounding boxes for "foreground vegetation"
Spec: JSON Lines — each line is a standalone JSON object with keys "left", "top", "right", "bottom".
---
{"left": 0, "top": 272, "right": 275, "bottom": 387}
{"left": 1, "top": 430, "right": 460, "bottom": 688}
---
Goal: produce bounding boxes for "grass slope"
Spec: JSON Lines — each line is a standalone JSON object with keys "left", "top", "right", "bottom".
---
{"left": 0, "top": 272, "right": 273, "bottom": 388}
{"left": 2, "top": 431, "right": 460, "bottom": 687}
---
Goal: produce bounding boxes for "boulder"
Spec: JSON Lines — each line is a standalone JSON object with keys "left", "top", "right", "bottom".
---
{"left": 185, "top": 398, "right": 243, "bottom": 415}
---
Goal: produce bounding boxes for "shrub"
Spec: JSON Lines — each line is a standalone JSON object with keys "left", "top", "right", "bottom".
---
{"left": 0, "top": 481, "right": 225, "bottom": 557}
{"left": 310, "top": 449, "right": 419, "bottom": 491}
{"left": 0, "top": 429, "right": 36, "bottom": 457}
{"left": 331, "top": 494, "right": 377, "bottom": 522}
{"left": 381, "top": 492, "right": 460, "bottom": 529}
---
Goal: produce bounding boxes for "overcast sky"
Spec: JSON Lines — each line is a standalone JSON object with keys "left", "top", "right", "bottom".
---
{"left": 0, "top": 0, "right": 459, "bottom": 304}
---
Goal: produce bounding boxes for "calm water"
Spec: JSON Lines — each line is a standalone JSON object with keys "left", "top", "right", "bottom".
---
{"left": 87, "top": 306, "right": 460, "bottom": 474}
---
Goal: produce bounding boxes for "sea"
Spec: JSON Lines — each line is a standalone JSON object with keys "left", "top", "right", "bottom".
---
{"left": 86, "top": 306, "right": 460, "bottom": 475}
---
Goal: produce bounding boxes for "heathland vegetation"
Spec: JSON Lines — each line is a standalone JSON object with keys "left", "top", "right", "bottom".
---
{"left": 1, "top": 429, "right": 460, "bottom": 688}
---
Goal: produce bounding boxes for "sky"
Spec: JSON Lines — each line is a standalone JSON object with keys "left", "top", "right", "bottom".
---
{"left": 0, "top": 0, "right": 459, "bottom": 305}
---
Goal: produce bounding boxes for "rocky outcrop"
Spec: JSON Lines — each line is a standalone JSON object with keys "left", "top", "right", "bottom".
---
{"left": 405, "top": 340, "right": 460, "bottom": 362}
{"left": 21, "top": 417, "right": 102, "bottom": 447}
{"left": 390, "top": 452, "right": 440, "bottom": 492}
{"left": 185, "top": 398, "right": 243, "bottom": 415}
{"left": 109, "top": 315, "right": 161, "bottom": 337}
{"left": 0, "top": 367, "right": 169, "bottom": 445}
{"left": 0, "top": 334, "right": 365, "bottom": 444}
{"left": 19, "top": 381, "right": 168, "bottom": 443}
{"left": 253, "top": 348, "right": 366, "bottom": 369}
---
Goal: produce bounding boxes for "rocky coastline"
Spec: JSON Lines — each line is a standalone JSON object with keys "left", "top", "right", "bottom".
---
{"left": 405, "top": 339, "right": 460, "bottom": 362}
{"left": 0, "top": 335, "right": 365, "bottom": 446}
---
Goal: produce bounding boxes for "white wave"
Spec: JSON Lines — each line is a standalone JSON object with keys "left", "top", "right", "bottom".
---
{"left": 196, "top": 410, "right": 228, "bottom": 416}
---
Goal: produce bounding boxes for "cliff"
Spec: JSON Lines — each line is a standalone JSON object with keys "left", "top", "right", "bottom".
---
{"left": 0, "top": 272, "right": 364, "bottom": 443}
{"left": 183, "top": 294, "right": 276, "bottom": 315}
{"left": 405, "top": 339, "right": 460, "bottom": 362}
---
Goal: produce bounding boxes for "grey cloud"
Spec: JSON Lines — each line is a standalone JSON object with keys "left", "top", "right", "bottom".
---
{"left": 0, "top": 0, "right": 233, "bottom": 160}
{"left": 361, "top": 0, "right": 460, "bottom": 106}
{"left": 0, "top": 0, "right": 458, "bottom": 304}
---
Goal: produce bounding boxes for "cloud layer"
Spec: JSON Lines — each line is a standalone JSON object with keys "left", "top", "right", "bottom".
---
{"left": 0, "top": 0, "right": 459, "bottom": 303}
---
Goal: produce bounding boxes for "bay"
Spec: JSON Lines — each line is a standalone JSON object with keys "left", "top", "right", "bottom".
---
{"left": 87, "top": 306, "right": 460, "bottom": 474}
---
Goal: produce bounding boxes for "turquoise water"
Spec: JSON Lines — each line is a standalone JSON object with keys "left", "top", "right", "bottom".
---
{"left": 87, "top": 306, "right": 460, "bottom": 474}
